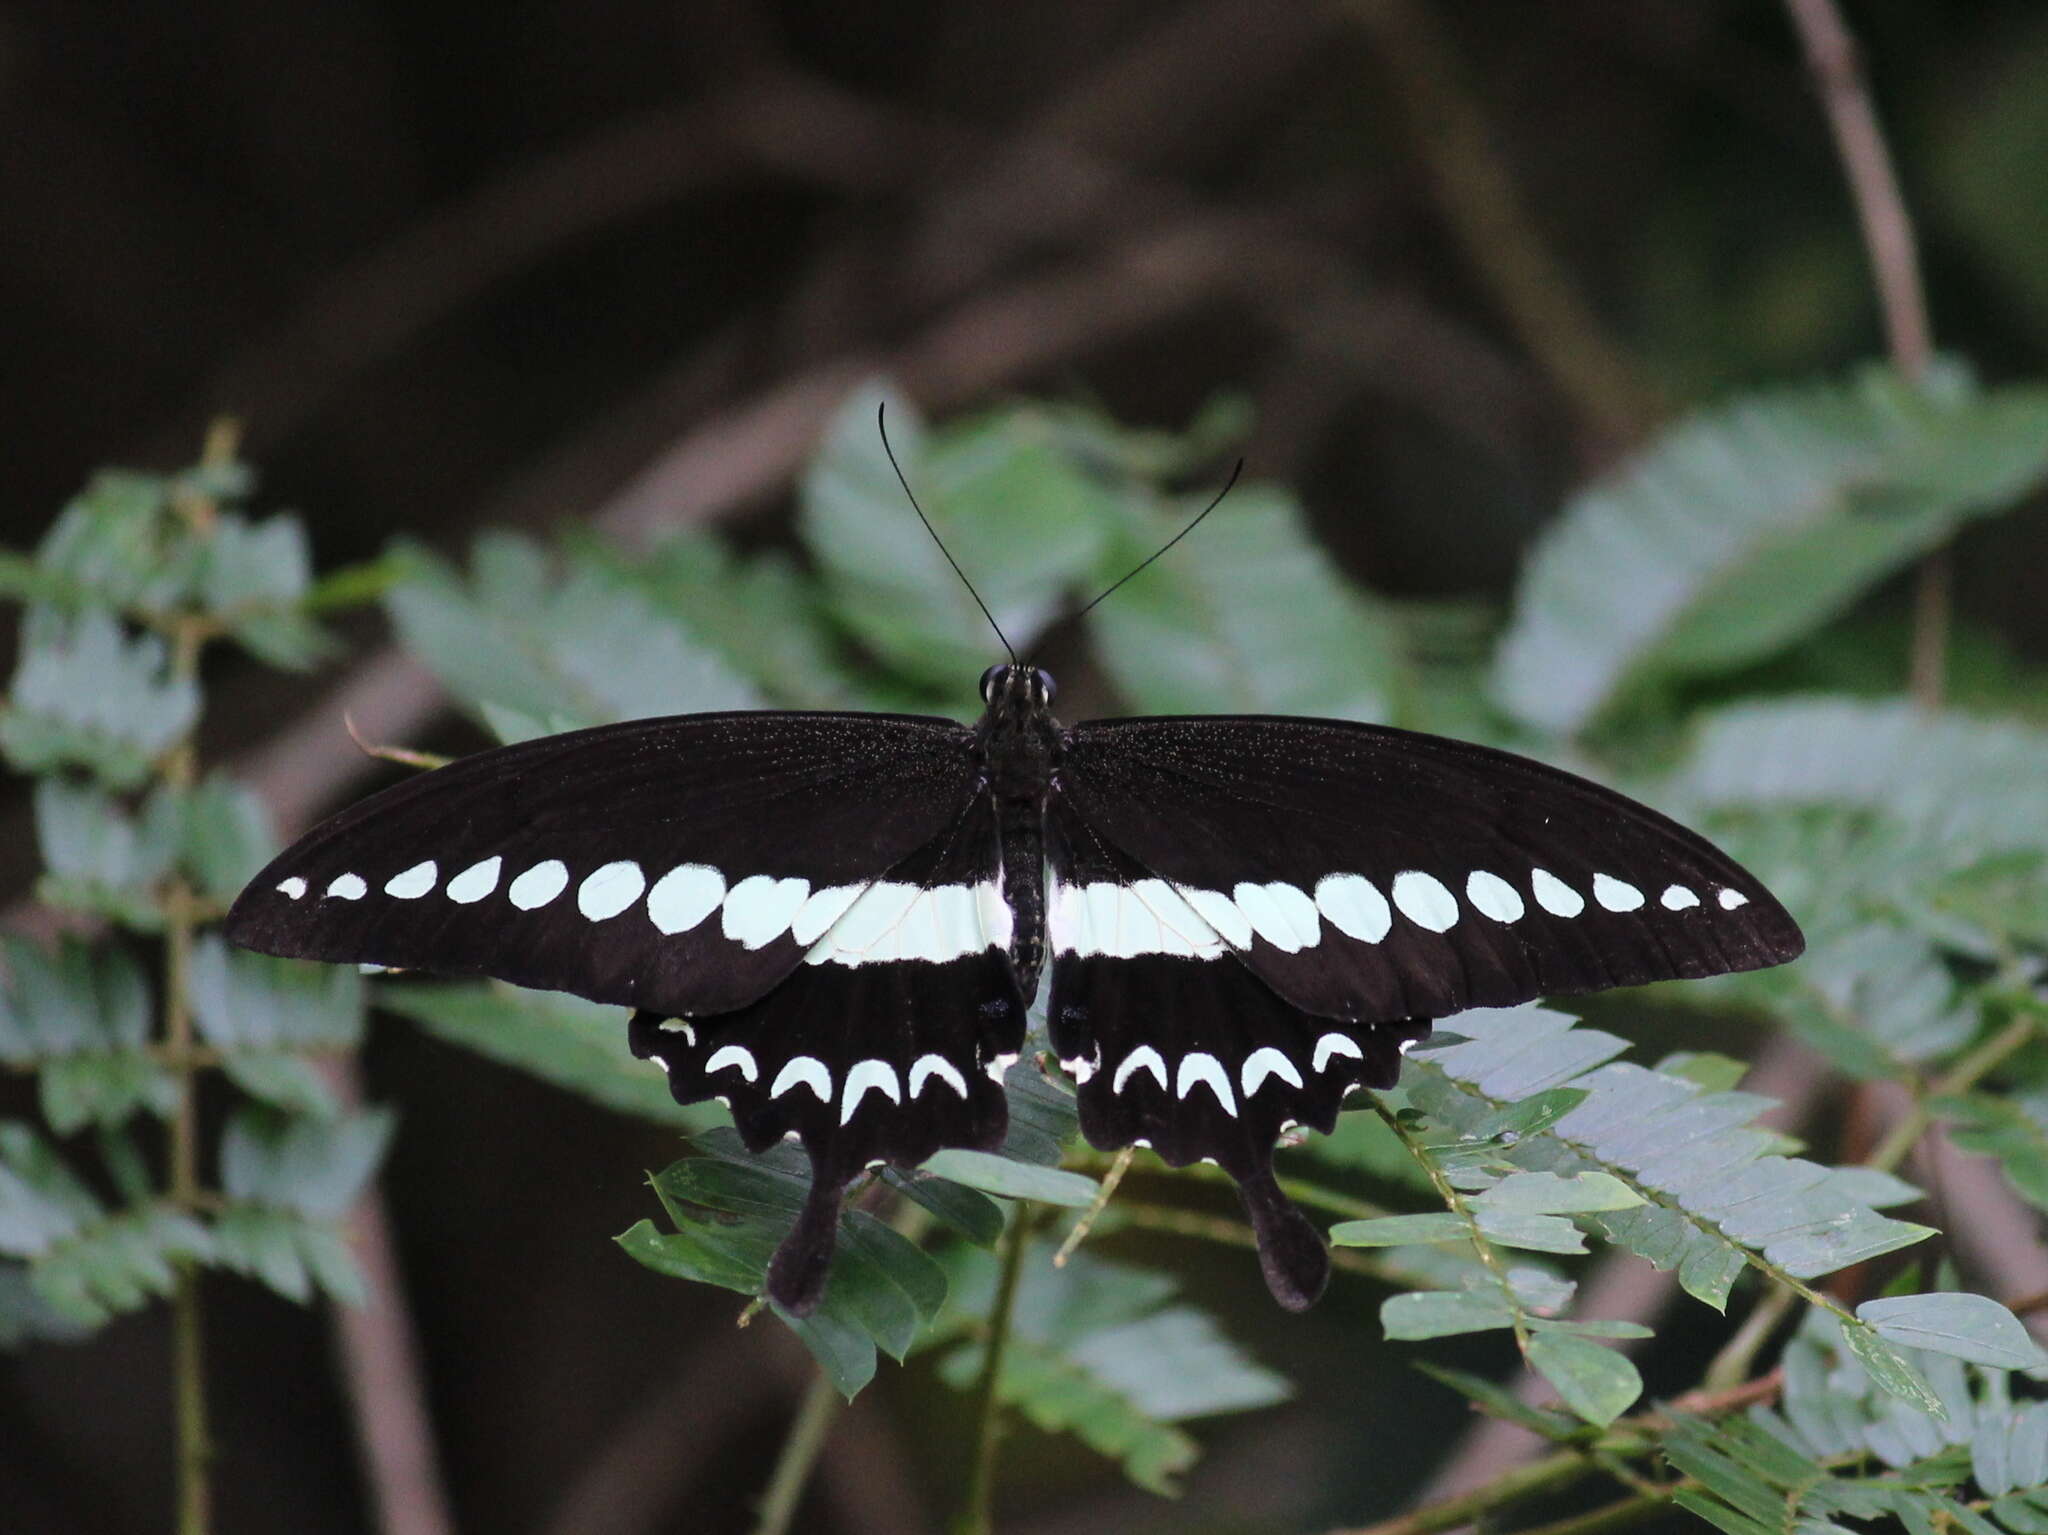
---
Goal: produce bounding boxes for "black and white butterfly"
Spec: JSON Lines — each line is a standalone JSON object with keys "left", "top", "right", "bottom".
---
{"left": 225, "top": 663, "right": 1804, "bottom": 1316}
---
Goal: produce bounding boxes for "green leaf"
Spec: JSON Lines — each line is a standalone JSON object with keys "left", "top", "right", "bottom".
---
{"left": 198, "top": 513, "right": 331, "bottom": 670}
{"left": 0, "top": 1262, "right": 94, "bottom": 1348}
{"left": 31, "top": 779, "right": 180, "bottom": 928}
{"left": 1858, "top": 1295, "right": 2048, "bottom": 1370}
{"left": 210, "top": 1204, "right": 365, "bottom": 1306}
{"left": 1470, "top": 1171, "right": 1644, "bottom": 1214}
{"left": 0, "top": 938, "right": 172, "bottom": 1131}
{"left": 1493, "top": 363, "right": 2048, "bottom": 734}
{"left": 0, "top": 611, "right": 199, "bottom": 789}
{"left": 0, "top": 1123, "right": 101, "bottom": 1256}
{"left": 799, "top": 384, "right": 1114, "bottom": 692}
{"left": 1471, "top": 1210, "right": 1588, "bottom": 1254}
{"left": 1381, "top": 1288, "right": 1518, "bottom": 1340}
{"left": 1413, "top": 1362, "right": 1583, "bottom": 1440}
{"left": 919, "top": 1150, "right": 1098, "bottom": 1208}
{"left": 381, "top": 981, "right": 718, "bottom": 1130}
{"left": 384, "top": 532, "right": 758, "bottom": 730}
{"left": 30, "top": 1202, "right": 213, "bottom": 1325}
{"left": 1085, "top": 484, "right": 1402, "bottom": 720}
{"left": 218, "top": 1107, "right": 392, "bottom": 1220}
{"left": 1840, "top": 1321, "right": 1948, "bottom": 1419}
{"left": 1329, "top": 1212, "right": 1469, "bottom": 1247}
{"left": 176, "top": 775, "right": 276, "bottom": 903}
{"left": 881, "top": 1170, "right": 1006, "bottom": 1248}
{"left": 1525, "top": 1332, "right": 1642, "bottom": 1426}
{"left": 1938, "top": 1091, "right": 2048, "bottom": 1216}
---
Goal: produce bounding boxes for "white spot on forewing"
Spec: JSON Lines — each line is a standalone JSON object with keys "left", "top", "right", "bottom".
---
{"left": 327, "top": 873, "right": 367, "bottom": 901}
{"left": 509, "top": 860, "right": 569, "bottom": 910}
{"left": 1316, "top": 874, "right": 1391, "bottom": 942}
{"left": 770, "top": 1056, "right": 831, "bottom": 1102}
{"left": 446, "top": 856, "right": 501, "bottom": 904}
{"left": 1313, "top": 1033, "right": 1363, "bottom": 1074}
{"left": 1241, "top": 1047, "right": 1303, "bottom": 1096}
{"left": 276, "top": 877, "right": 307, "bottom": 900}
{"left": 1133, "top": 880, "right": 1225, "bottom": 958}
{"left": 977, "top": 876, "right": 1012, "bottom": 951}
{"left": 809, "top": 880, "right": 917, "bottom": 961}
{"left": 578, "top": 860, "right": 646, "bottom": 921}
{"left": 1661, "top": 884, "right": 1700, "bottom": 911}
{"left": 384, "top": 861, "right": 438, "bottom": 899}
{"left": 1718, "top": 888, "right": 1750, "bottom": 910}
{"left": 1176, "top": 1052, "right": 1238, "bottom": 1116}
{"left": 909, "top": 1053, "right": 968, "bottom": 1099}
{"left": 1465, "top": 870, "right": 1525, "bottom": 923}
{"left": 1183, "top": 886, "right": 1254, "bottom": 949}
{"left": 721, "top": 874, "right": 810, "bottom": 949}
{"left": 1531, "top": 868, "right": 1585, "bottom": 918}
{"left": 705, "top": 1044, "right": 757, "bottom": 1082}
{"left": 1392, "top": 871, "right": 1458, "bottom": 932}
{"left": 1233, "top": 881, "right": 1319, "bottom": 951}
{"left": 1113, "top": 1045, "right": 1169, "bottom": 1094}
{"left": 789, "top": 883, "right": 860, "bottom": 946}
{"left": 647, "top": 864, "right": 725, "bottom": 935}
{"left": 1593, "top": 873, "right": 1645, "bottom": 913}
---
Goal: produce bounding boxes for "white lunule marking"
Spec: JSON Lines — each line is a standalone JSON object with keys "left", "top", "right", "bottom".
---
{"left": 840, "top": 1059, "right": 902, "bottom": 1123}
{"left": 1465, "top": 870, "right": 1525, "bottom": 923}
{"left": 1313, "top": 1033, "right": 1363, "bottom": 1074}
{"left": 1593, "top": 873, "right": 1645, "bottom": 913}
{"left": 1661, "top": 884, "right": 1701, "bottom": 911}
{"left": 384, "top": 861, "right": 438, "bottom": 899}
{"left": 646, "top": 864, "right": 724, "bottom": 934}
{"left": 446, "top": 856, "right": 502, "bottom": 904}
{"left": 1392, "top": 871, "right": 1459, "bottom": 932}
{"left": 276, "top": 877, "right": 307, "bottom": 900}
{"left": 509, "top": 860, "right": 569, "bottom": 910}
{"left": 1241, "top": 1047, "right": 1303, "bottom": 1096}
{"left": 909, "top": 1054, "right": 968, "bottom": 1099}
{"left": 327, "top": 873, "right": 367, "bottom": 901}
{"left": 770, "top": 1056, "right": 831, "bottom": 1102}
{"left": 721, "top": 874, "right": 811, "bottom": 949}
{"left": 1718, "top": 888, "right": 1750, "bottom": 910}
{"left": 790, "top": 883, "right": 860, "bottom": 946}
{"left": 705, "top": 1044, "right": 757, "bottom": 1082}
{"left": 656, "top": 1018, "right": 692, "bottom": 1037}
{"left": 1113, "top": 1045, "right": 1169, "bottom": 1094}
{"left": 1531, "top": 868, "right": 1585, "bottom": 918}
{"left": 1233, "top": 881, "right": 1319, "bottom": 951}
{"left": 578, "top": 860, "right": 646, "bottom": 921}
{"left": 650, "top": 1056, "right": 669, "bottom": 1074}
{"left": 1176, "top": 1052, "right": 1238, "bottom": 1115}
{"left": 1060, "top": 1054, "right": 1098, "bottom": 1084}
{"left": 1182, "top": 886, "right": 1254, "bottom": 949}
{"left": 984, "top": 1051, "right": 1019, "bottom": 1083}
{"left": 1316, "top": 874, "right": 1391, "bottom": 942}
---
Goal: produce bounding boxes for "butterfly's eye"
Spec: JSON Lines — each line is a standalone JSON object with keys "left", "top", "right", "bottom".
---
{"left": 1034, "top": 668, "right": 1058, "bottom": 703}
{"left": 979, "top": 664, "right": 1006, "bottom": 703}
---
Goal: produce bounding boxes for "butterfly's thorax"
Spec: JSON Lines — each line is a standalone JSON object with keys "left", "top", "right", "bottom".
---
{"left": 975, "top": 666, "right": 1060, "bottom": 1000}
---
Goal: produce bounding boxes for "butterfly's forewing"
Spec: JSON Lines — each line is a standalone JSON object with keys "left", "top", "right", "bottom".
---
{"left": 631, "top": 789, "right": 1024, "bottom": 1312}
{"left": 225, "top": 712, "right": 981, "bottom": 1019}
{"left": 1056, "top": 715, "right": 1803, "bottom": 1022}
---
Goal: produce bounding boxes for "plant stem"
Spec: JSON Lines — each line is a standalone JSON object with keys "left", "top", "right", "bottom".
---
{"left": 751, "top": 1367, "right": 842, "bottom": 1535}
{"left": 954, "top": 1206, "right": 1031, "bottom": 1535}
{"left": 1338, "top": 1447, "right": 1596, "bottom": 1535}
{"left": 1510, "top": 1490, "right": 1670, "bottom": 1535}
{"left": 1864, "top": 1010, "right": 2040, "bottom": 1177}
{"left": 1702, "top": 1285, "right": 1798, "bottom": 1394}
{"left": 162, "top": 421, "right": 236, "bottom": 1535}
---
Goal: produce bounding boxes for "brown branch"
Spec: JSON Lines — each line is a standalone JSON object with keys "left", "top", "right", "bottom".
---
{"left": 1780, "top": 0, "right": 1947, "bottom": 711}
{"left": 1341, "top": 0, "right": 1659, "bottom": 454}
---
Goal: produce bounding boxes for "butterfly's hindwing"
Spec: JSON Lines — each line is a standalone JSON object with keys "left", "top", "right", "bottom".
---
{"left": 1045, "top": 800, "right": 1430, "bottom": 1308}
{"left": 1055, "top": 715, "right": 1804, "bottom": 1021}
{"left": 225, "top": 712, "right": 981, "bottom": 1017}
{"left": 633, "top": 789, "right": 1026, "bottom": 1313}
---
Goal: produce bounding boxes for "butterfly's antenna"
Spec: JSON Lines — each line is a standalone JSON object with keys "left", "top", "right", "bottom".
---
{"left": 1072, "top": 458, "right": 1245, "bottom": 623}
{"left": 878, "top": 402, "right": 1016, "bottom": 663}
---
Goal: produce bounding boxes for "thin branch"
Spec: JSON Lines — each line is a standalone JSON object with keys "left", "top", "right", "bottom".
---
{"left": 1780, "top": 0, "right": 1946, "bottom": 710}
{"left": 1333, "top": 1448, "right": 1598, "bottom": 1535}
{"left": 956, "top": 1209, "right": 1032, "bottom": 1535}
{"left": 1342, "top": 0, "right": 1659, "bottom": 451}
{"left": 752, "top": 1369, "right": 842, "bottom": 1535}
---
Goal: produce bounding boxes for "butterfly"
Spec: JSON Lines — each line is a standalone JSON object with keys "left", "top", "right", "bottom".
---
{"left": 224, "top": 660, "right": 1804, "bottom": 1316}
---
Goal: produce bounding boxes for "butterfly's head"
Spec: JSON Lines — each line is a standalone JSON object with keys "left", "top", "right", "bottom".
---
{"left": 979, "top": 663, "right": 1057, "bottom": 711}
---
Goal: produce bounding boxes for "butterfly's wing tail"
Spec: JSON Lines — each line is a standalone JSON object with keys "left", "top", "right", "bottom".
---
{"left": 632, "top": 792, "right": 1025, "bottom": 1316}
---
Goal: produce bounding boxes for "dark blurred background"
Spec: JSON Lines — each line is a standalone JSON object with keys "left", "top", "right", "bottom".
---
{"left": 3, "top": 2, "right": 2047, "bottom": 1532}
